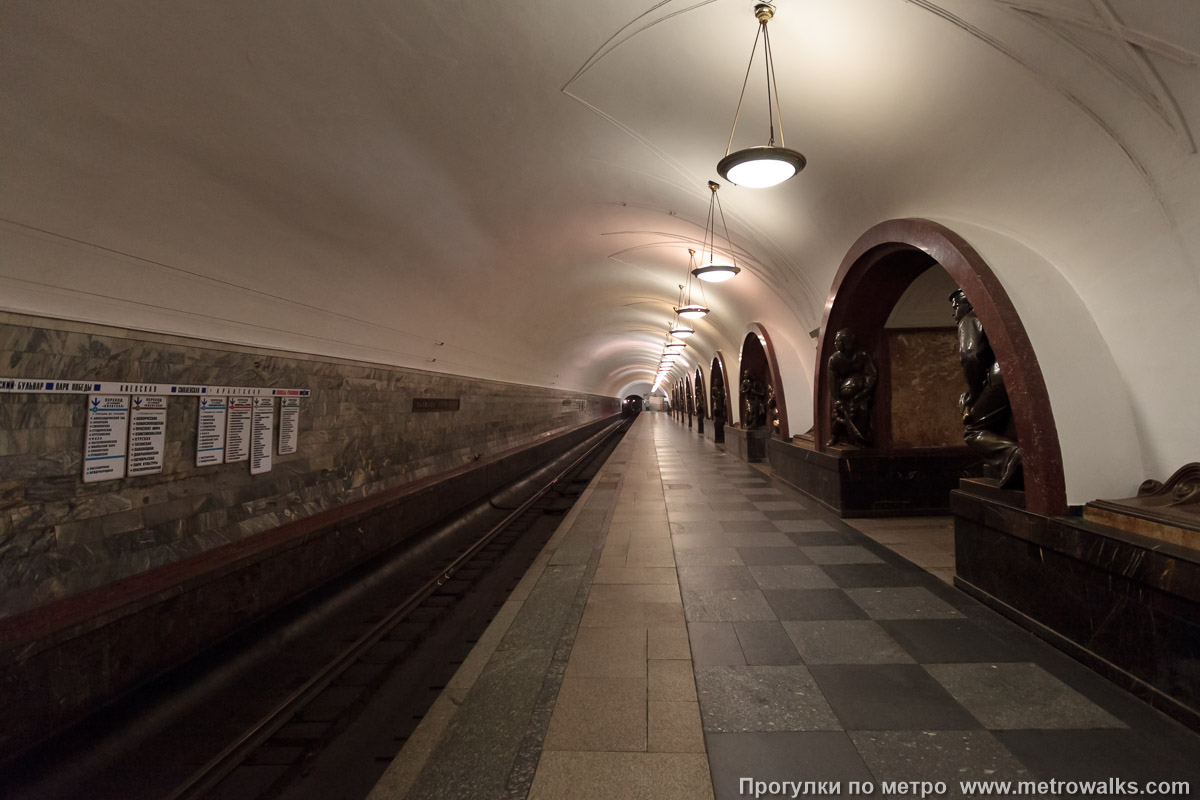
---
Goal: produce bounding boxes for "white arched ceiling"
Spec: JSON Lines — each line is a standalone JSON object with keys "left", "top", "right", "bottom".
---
{"left": 1, "top": 0, "right": 1197, "bottom": 492}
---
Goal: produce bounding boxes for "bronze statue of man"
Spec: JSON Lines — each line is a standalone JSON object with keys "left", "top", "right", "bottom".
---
{"left": 950, "top": 289, "right": 1022, "bottom": 487}
{"left": 741, "top": 372, "right": 767, "bottom": 429}
{"left": 825, "top": 328, "right": 877, "bottom": 447}
{"left": 711, "top": 382, "right": 726, "bottom": 422}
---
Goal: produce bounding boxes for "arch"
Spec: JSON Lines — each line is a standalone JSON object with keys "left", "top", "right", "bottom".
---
{"left": 710, "top": 352, "right": 733, "bottom": 423}
{"left": 739, "top": 323, "right": 791, "bottom": 439}
{"left": 815, "top": 218, "right": 1066, "bottom": 516}
{"left": 694, "top": 366, "right": 707, "bottom": 419}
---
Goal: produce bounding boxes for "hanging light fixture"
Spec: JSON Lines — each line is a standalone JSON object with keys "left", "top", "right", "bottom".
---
{"left": 664, "top": 341, "right": 686, "bottom": 353}
{"left": 717, "top": 3, "right": 806, "bottom": 189}
{"left": 669, "top": 321, "right": 695, "bottom": 338}
{"left": 673, "top": 254, "right": 709, "bottom": 320}
{"left": 692, "top": 181, "right": 741, "bottom": 283}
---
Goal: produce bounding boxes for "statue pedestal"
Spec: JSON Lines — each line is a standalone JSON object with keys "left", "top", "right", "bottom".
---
{"left": 952, "top": 488, "right": 1200, "bottom": 733}
{"left": 724, "top": 425, "right": 768, "bottom": 463}
{"left": 767, "top": 438, "right": 982, "bottom": 517}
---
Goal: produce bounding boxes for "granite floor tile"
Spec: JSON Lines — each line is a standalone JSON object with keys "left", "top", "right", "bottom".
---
{"left": 649, "top": 658, "right": 698, "bottom": 702}
{"left": 846, "top": 587, "right": 964, "bottom": 620}
{"left": 592, "top": 566, "right": 678, "bottom": 585}
{"left": 879, "top": 619, "right": 1027, "bottom": 663}
{"left": 406, "top": 648, "right": 552, "bottom": 800}
{"left": 625, "top": 546, "right": 677, "bottom": 568}
{"left": 675, "top": 547, "right": 745, "bottom": 567}
{"left": 781, "top": 528, "right": 850, "bottom": 544}
{"left": 737, "top": 546, "right": 813, "bottom": 566}
{"left": 588, "top": 583, "right": 681, "bottom": 604}
{"left": 682, "top": 589, "right": 778, "bottom": 622}
{"left": 991, "top": 729, "right": 1200, "bottom": 785}
{"left": 782, "top": 620, "right": 914, "bottom": 665}
{"left": 732, "top": 621, "right": 803, "bottom": 666}
{"left": 565, "top": 626, "right": 647, "bottom": 679}
{"left": 678, "top": 565, "right": 758, "bottom": 591}
{"left": 820, "top": 563, "right": 922, "bottom": 589}
{"left": 741, "top": 488, "right": 784, "bottom": 496}
{"left": 669, "top": 520, "right": 727, "bottom": 536}
{"left": 849, "top": 730, "right": 1031, "bottom": 795}
{"left": 751, "top": 501, "right": 810, "bottom": 511}
{"left": 925, "top": 663, "right": 1126, "bottom": 729}
{"left": 649, "top": 623, "right": 692, "bottom": 660}
{"left": 674, "top": 531, "right": 795, "bottom": 549}
{"left": 762, "top": 589, "right": 869, "bottom": 621}
{"left": 544, "top": 678, "right": 648, "bottom": 752}
{"left": 649, "top": 701, "right": 706, "bottom": 753}
{"left": 719, "top": 519, "right": 782, "bottom": 533}
{"left": 706, "top": 732, "right": 875, "bottom": 800}
{"left": 528, "top": 751, "right": 714, "bottom": 800}
{"left": 688, "top": 622, "right": 747, "bottom": 666}
{"left": 748, "top": 565, "right": 836, "bottom": 590}
{"left": 800, "top": 546, "right": 883, "bottom": 565}
{"left": 695, "top": 665, "right": 840, "bottom": 732}
{"left": 708, "top": 502, "right": 760, "bottom": 512}
{"left": 764, "top": 509, "right": 820, "bottom": 521}
{"left": 809, "top": 664, "right": 981, "bottom": 730}
{"left": 579, "top": 600, "right": 685, "bottom": 627}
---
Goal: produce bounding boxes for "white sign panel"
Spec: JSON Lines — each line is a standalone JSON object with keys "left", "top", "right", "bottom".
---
{"left": 225, "top": 397, "right": 253, "bottom": 463}
{"left": 278, "top": 397, "right": 300, "bottom": 455}
{"left": 196, "top": 397, "right": 227, "bottom": 466}
{"left": 250, "top": 397, "right": 274, "bottom": 475}
{"left": 83, "top": 394, "right": 129, "bottom": 483}
{"left": 128, "top": 396, "right": 167, "bottom": 477}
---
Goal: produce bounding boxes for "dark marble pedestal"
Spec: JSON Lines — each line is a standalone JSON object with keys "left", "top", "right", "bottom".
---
{"left": 712, "top": 420, "right": 725, "bottom": 444}
{"left": 724, "top": 425, "right": 768, "bottom": 462}
{"left": 953, "top": 487, "right": 1200, "bottom": 733}
{"left": 767, "top": 438, "right": 982, "bottom": 517}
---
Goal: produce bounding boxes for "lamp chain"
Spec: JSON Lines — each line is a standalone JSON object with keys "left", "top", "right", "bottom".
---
{"left": 725, "top": 24, "right": 764, "bottom": 157}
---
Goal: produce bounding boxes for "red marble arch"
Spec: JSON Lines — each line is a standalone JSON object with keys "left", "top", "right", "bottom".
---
{"left": 740, "top": 323, "right": 791, "bottom": 439}
{"left": 815, "top": 218, "right": 1067, "bottom": 516}
{"left": 710, "top": 351, "right": 733, "bottom": 422}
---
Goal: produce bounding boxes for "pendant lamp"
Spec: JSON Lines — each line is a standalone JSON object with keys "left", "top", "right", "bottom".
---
{"left": 692, "top": 181, "right": 741, "bottom": 283}
{"left": 717, "top": 4, "right": 806, "bottom": 188}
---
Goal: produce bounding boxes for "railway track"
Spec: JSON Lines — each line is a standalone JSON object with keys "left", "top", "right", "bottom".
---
{"left": 2, "top": 418, "right": 630, "bottom": 800}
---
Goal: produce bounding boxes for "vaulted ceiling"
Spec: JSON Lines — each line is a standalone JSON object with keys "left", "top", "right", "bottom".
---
{"left": 2, "top": 1, "right": 1198, "bottom": 453}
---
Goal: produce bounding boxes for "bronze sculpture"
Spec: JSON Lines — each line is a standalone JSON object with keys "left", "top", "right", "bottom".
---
{"left": 951, "top": 289, "right": 1022, "bottom": 487}
{"left": 740, "top": 371, "right": 768, "bottom": 430}
{"left": 825, "top": 328, "right": 877, "bottom": 447}
{"left": 711, "top": 382, "right": 726, "bottom": 422}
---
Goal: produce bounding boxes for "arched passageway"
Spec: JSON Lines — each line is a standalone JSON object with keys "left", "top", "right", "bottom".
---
{"left": 815, "top": 219, "right": 1066, "bottom": 516}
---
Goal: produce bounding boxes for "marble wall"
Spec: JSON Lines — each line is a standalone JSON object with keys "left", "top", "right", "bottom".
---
{"left": 887, "top": 329, "right": 963, "bottom": 449}
{"left": 0, "top": 314, "right": 617, "bottom": 618}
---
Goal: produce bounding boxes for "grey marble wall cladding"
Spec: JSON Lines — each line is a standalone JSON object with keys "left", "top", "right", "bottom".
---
{"left": 0, "top": 314, "right": 619, "bottom": 618}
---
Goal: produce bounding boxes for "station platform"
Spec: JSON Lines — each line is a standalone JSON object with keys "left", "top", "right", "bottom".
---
{"left": 367, "top": 413, "right": 1200, "bottom": 800}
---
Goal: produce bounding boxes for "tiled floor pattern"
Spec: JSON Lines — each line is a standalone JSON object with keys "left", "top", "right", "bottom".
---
{"left": 376, "top": 414, "right": 1200, "bottom": 800}
{"left": 844, "top": 516, "right": 957, "bottom": 585}
{"left": 648, "top": 414, "right": 1200, "bottom": 800}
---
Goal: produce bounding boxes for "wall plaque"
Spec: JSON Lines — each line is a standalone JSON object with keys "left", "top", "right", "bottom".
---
{"left": 83, "top": 394, "right": 129, "bottom": 483}
{"left": 225, "top": 396, "right": 252, "bottom": 463}
{"left": 412, "top": 398, "right": 460, "bottom": 412}
{"left": 278, "top": 397, "right": 299, "bottom": 455}
{"left": 196, "top": 397, "right": 227, "bottom": 466}
{"left": 127, "top": 396, "right": 167, "bottom": 477}
{"left": 250, "top": 397, "right": 274, "bottom": 475}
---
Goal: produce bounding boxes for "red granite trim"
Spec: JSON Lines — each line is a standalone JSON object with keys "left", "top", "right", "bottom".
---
{"left": 816, "top": 219, "right": 1067, "bottom": 516}
{"left": 0, "top": 414, "right": 621, "bottom": 650}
